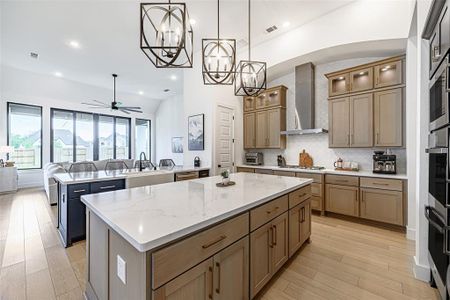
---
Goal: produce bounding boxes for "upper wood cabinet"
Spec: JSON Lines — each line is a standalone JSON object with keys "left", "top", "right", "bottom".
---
{"left": 374, "top": 60, "right": 402, "bottom": 89}
{"left": 328, "top": 73, "right": 350, "bottom": 97}
{"left": 244, "top": 113, "right": 256, "bottom": 149}
{"left": 243, "top": 97, "right": 256, "bottom": 112}
{"left": 374, "top": 88, "right": 403, "bottom": 147}
{"left": 349, "top": 67, "right": 373, "bottom": 92}
{"left": 328, "top": 97, "right": 350, "bottom": 147}
{"left": 350, "top": 94, "right": 373, "bottom": 147}
{"left": 243, "top": 85, "right": 287, "bottom": 150}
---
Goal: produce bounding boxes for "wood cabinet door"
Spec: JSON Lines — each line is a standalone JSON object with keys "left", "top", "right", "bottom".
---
{"left": 243, "top": 97, "right": 255, "bottom": 112}
{"left": 374, "top": 60, "right": 402, "bottom": 88}
{"left": 250, "top": 222, "right": 272, "bottom": 298}
{"left": 360, "top": 188, "right": 403, "bottom": 225}
{"left": 299, "top": 199, "right": 311, "bottom": 246}
{"left": 328, "top": 97, "right": 350, "bottom": 147}
{"left": 374, "top": 88, "right": 403, "bottom": 147}
{"left": 255, "top": 111, "right": 268, "bottom": 148}
{"left": 271, "top": 212, "right": 289, "bottom": 274}
{"left": 350, "top": 94, "right": 373, "bottom": 147}
{"left": 267, "top": 108, "right": 281, "bottom": 148}
{"left": 325, "top": 184, "right": 359, "bottom": 217}
{"left": 153, "top": 259, "right": 213, "bottom": 300}
{"left": 328, "top": 73, "right": 350, "bottom": 97}
{"left": 244, "top": 113, "right": 256, "bottom": 149}
{"left": 288, "top": 205, "right": 301, "bottom": 258}
{"left": 213, "top": 237, "right": 249, "bottom": 300}
{"left": 255, "top": 93, "right": 267, "bottom": 110}
{"left": 349, "top": 67, "right": 373, "bottom": 92}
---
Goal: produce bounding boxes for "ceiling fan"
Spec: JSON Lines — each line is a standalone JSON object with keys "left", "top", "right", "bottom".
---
{"left": 82, "top": 74, "right": 143, "bottom": 114}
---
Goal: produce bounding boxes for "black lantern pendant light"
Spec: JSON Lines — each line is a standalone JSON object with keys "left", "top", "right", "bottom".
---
{"left": 201, "top": 0, "right": 236, "bottom": 85}
{"left": 234, "top": 0, "right": 266, "bottom": 96}
{"left": 140, "top": 1, "right": 194, "bottom": 68}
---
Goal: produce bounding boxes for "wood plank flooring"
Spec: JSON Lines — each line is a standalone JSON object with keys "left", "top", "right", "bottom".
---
{"left": 0, "top": 188, "right": 440, "bottom": 300}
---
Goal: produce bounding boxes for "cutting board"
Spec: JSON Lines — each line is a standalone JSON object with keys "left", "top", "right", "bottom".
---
{"left": 299, "top": 149, "right": 313, "bottom": 168}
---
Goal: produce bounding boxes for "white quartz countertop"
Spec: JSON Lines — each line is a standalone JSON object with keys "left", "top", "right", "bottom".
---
{"left": 81, "top": 173, "right": 312, "bottom": 252}
{"left": 53, "top": 166, "right": 210, "bottom": 184}
{"left": 237, "top": 165, "right": 407, "bottom": 180}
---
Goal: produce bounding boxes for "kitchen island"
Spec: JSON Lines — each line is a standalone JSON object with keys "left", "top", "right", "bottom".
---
{"left": 54, "top": 166, "right": 209, "bottom": 247}
{"left": 81, "top": 173, "right": 313, "bottom": 300}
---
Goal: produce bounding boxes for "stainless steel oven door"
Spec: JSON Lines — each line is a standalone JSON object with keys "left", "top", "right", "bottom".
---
{"left": 430, "top": 58, "right": 450, "bottom": 131}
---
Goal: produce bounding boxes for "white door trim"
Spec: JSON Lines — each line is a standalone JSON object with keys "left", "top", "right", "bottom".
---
{"left": 213, "top": 103, "right": 236, "bottom": 176}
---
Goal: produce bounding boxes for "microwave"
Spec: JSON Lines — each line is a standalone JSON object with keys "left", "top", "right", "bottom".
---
{"left": 245, "top": 152, "right": 263, "bottom": 165}
{"left": 430, "top": 55, "right": 450, "bottom": 131}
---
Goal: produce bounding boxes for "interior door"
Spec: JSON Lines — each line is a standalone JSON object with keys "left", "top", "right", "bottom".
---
{"left": 215, "top": 105, "right": 235, "bottom": 175}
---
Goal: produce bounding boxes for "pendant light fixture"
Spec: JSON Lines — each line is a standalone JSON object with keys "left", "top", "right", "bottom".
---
{"left": 140, "top": 1, "right": 193, "bottom": 68}
{"left": 234, "top": 0, "right": 266, "bottom": 96}
{"left": 201, "top": 0, "right": 236, "bottom": 85}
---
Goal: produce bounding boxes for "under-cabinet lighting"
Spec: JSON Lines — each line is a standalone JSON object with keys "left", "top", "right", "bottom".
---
{"left": 359, "top": 71, "right": 366, "bottom": 75}
{"left": 338, "top": 76, "right": 345, "bottom": 80}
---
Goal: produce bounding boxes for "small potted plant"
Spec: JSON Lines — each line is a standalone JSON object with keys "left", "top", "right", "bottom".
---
{"left": 221, "top": 169, "right": 230, "bottom": 185}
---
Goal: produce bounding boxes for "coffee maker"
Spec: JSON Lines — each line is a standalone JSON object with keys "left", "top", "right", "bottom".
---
{"left": 373, "top": 151, "right": 396, "bottom": 174}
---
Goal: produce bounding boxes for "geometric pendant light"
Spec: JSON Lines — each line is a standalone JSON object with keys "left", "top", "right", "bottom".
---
{"left": 234, "top": 0, "right": 266, "bottom": 96}
{"left": 202, "top": 0, "right": 236, "bottom": 85}
{"left": 140, "top": 1, "right": 194, "bottom": 68}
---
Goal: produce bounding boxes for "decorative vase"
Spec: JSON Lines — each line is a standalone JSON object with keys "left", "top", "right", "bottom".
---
{"left": 222, "top": 177, "right": 230, "bottom": 185}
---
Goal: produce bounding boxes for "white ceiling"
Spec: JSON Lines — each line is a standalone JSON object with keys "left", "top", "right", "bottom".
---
{"left": 1, "top": 0, "right": 354, "bottom": 100}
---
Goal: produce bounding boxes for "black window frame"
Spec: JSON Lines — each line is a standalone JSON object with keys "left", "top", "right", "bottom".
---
{"left": 7, "top": 102, "right": 43, "bottom": 170}
{"left": 135, "top": 118, "right": 152, "bottom": 159}
{"left": 50, "top": 108, "right": 131, "bottom": 163}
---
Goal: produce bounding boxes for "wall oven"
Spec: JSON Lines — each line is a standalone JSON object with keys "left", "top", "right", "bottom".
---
{"left": 426, "top": 125, "right": 450, "bottom": 299}
{"left": 430, "top": 55, "right": 450, "bottom": 131}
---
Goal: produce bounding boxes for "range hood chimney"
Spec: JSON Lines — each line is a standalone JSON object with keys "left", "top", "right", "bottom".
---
{"left": 281, "top": 62, "right": 328, "bottom": 135}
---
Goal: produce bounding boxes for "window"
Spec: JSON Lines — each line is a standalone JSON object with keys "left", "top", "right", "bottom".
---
{"left": 98, "top": 115, "right": 114, "bottom": 160}
{"left": 7, "top": 102, "right": 43, "bottom": 169}
{"left": 51, "top": 109, "right": 131, "bottom": 162}
{"left": 135, "top": 119, "right": 151, "bottom": 159}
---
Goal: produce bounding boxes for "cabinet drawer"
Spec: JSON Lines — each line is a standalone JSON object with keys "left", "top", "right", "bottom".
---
{"left": 288, "top": 185, "right": 312, "bottom": 208}
{"left": 325, "top": 174, "right": 358, "bottom": 186}
{"left": 244, "top": 96, "right": 255, "bottom": 112}
{"left": 250, "top": 195, "right": 288, "bottom": 231}
{"left": 360, "top": 177, "right": 403, "bottom": 191}
{"left": 67, "top": 183, "right": 90, "bottom": 199}
{"left": 296, "top": 172, "right": 322, "bottom": 183}
{"left": 311, "top": 183, "right": 322, "bottom": 197}
{"left": 152, "top": 213, "right": 249, "bottom": 289}
{"left": 90, "top": 179, "right": 125, "bottom": 194}
{"left": 255, "top": 169, "right": 274, "bottom": 175}
{"left": 255, "top": 93, "right": 267, "bottom": 110}
{"left": 311, "top": 196, "right": 321, "bottom": 210}
{"left": 265, "top": 89, "right": 282, "bottom": 107}
{"left": 273, "top": 170, "right": 296, "bottom": 177}
{"left": 237, "top": 167, "right": 255, "bottom": 173}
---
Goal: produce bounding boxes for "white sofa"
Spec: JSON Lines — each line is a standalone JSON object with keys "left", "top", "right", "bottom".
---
{"left": 43, "top": 159, "right": 135, "bottom": 205}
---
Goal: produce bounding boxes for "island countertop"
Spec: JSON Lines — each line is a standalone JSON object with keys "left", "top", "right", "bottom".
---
{"left": 81, "top": 173, "right": 312, "bottom": 252}
{"left": 53, "top": 165, "right": 210, "bottom": 184}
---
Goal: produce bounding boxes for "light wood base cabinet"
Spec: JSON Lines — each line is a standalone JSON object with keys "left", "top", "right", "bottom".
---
{"left": 250, "top": 212, "right": 289, "bottom": 298}
{"left": 360, "top": 188, "right": 403, "bottom": 225}
{"left": 289, "top": 199, "right": 311, "bottom": 257}
{"left": 325, "top": 184, "right": 359, "bottom": 217}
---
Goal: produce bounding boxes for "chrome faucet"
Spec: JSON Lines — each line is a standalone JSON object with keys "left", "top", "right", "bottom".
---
{"left": 139, "top": 152, "right": 147, "bottom": 171}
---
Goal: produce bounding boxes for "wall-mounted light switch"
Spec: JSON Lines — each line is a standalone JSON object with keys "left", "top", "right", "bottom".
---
{"left": 117, "top": 255, "right": 126, "bottom": 284}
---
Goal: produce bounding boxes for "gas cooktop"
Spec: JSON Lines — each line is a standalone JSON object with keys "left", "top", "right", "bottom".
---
{"left": 280, "top": 165, "right": 325, "bottom": 170}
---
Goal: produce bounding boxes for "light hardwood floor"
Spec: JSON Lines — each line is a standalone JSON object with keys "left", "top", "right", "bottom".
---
{"left": 0, "top": 189, "right": 440, "bottom": 300}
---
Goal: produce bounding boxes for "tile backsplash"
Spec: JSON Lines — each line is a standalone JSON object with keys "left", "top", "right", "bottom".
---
{"left": 257, "top": 56, "right": 406, "bottom": 173}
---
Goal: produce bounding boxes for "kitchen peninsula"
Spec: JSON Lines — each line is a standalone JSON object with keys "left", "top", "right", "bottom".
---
{"left": 81, "top": 173, "right": 312, "bottom": 300}
{"left": 54, "top": 166, "right": 210, "bottom": 247}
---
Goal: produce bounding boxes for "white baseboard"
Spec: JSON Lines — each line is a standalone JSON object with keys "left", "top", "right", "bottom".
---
{"left": 406, "top": 227, "right": 416, "bottom": 240}
{"left": 413, "top": 256, "right": 430, "bottom": 282}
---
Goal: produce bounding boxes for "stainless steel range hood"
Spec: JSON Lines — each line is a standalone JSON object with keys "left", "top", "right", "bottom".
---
{"left": 281, "top": 62, "right": 328, "bottom": 135}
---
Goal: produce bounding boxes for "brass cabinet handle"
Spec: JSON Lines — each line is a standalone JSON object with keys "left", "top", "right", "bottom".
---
{"left": 269, "top": 226, "right": 273, "bottom": 248}
{"left": 373, "top": 182, "right": 389, "bottom": 186}
{"left": 202, "top": 235, "right": 227, "bottom": 249}
{"left": 215, "top": 262, "right": 221, "bottom": 294}
{"left": 266, "top": 206, "right": 280, "bottom": 214}
{"left": 299, "top": 193, "right": 307, "bottom": 198}
{"left": 208, "top": 266, "right": 213, "bottom": 299}
{"left": 272, "top": 225, "right": 277, "bottom": 246}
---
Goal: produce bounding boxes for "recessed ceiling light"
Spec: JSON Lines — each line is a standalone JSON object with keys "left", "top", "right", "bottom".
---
{"left": 189, "top": 19, "right": 196, "bottom": 25}
{"left": 338, "top": 76, "right": 344, "bottom": 80}
{"left": 282, "top": 21, "right": 290, "bottom": 28}
{"left": 359, "top": 71, "right": 365, "bottom": 75}
{"left": 54, "top": 71, "right": 63, "bottom": 77}
{"left": 170, "top": 75, "right": 177, "bottom": 81}
{"left": 68, "top": 40, "right": 81, "bottom": 49}
{"left": 138, "top": 91, "right": 144, "bottom": 95}
{"left": 30, "top": 52, "right": 39, "bottom": 59}
{"left": 164, "top": 89, "right": 170, "bottom": 92}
